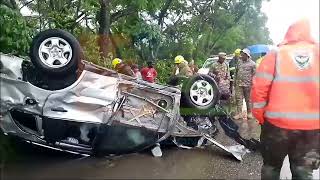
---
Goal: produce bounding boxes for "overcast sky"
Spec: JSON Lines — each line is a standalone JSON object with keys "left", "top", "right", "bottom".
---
{"left": 262, "top": 0, "right": 319, "bottom": 45}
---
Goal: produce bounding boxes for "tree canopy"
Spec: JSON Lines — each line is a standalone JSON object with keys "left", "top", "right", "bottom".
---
{"left": 0, "top": 0, "right": 272, "bottom": 83}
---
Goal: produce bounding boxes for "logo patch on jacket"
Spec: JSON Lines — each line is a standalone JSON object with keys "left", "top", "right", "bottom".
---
{"left": 292, "top": 50, "right": 312, "bottom": 70}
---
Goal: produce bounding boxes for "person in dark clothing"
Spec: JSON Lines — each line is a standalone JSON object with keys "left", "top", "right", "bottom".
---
{"left": 229, "top": 48, "right": 241, "bottom": 95}
{"left": 229, "top": 48, "right": 241, "bottom": 79}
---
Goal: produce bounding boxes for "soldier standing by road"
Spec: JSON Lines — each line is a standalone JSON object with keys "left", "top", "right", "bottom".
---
{"left": 233, "top": 49, "right": 256, "bottom": 120}
{"left": 208, "top": 52, "right": 231, "bottom": 100}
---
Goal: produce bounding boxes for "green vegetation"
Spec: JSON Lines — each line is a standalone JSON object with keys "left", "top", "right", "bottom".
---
{"left": 1, "top": 0, "right": 272, "bottom": 80}
{"left": 0, "top": 0, "right": 272, "bottom": 161}
{"left": 0, "top": 5, "right": 33, "bottom": 55}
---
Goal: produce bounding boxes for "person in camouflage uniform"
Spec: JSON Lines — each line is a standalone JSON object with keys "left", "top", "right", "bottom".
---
{"left": 233, "top": 48, "right": 256, "bottom": 120}
{"left": 208, "top": 52, "right": 231, "bottom": 100}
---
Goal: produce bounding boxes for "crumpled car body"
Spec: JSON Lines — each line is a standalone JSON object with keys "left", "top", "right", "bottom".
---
{"left": 0, "top": 53, "right": 203, "bottom": 156}
{"left": 1, "top": 52, "right": 257, "bottom": 161}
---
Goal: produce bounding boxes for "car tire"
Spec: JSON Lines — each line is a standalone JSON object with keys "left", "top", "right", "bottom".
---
{"left": 180, "top": 74, "right": 220, "bottom": 115}
{"left": 29, "top": 29, "right": 81, "bottom": 76}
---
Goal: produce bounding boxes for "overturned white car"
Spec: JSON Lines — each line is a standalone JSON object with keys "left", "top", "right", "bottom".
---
{"left": 0, "top": 29, "right": 259, "bottom": 160}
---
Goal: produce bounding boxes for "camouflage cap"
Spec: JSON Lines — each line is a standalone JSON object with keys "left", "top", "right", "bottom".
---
{"left": 218, "top": 52, "right": 227, "bottom": 58}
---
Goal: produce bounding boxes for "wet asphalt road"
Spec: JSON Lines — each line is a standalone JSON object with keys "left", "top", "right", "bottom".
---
{"left": 1, "top": 119, "right": 263, "bottom": 179}
{"left": 2, "top": 147, "right": 263, "bottom": 179}
{"left": 1, "top": 119, "right": 319, "bottom": 179}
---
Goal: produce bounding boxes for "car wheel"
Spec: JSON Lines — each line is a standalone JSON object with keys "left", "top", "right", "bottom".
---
{"left": 29, "top": 29, "right": 81, "bottom": 76}
{"left": 181, "top": 75, "right": 219, "bottom": 113}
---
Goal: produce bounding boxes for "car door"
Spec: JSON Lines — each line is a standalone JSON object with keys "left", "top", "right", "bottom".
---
{"left": 42, "top": 71, "right": 119, "bottom": 124}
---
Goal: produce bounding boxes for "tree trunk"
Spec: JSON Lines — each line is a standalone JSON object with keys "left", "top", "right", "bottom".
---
{"left": 97, "top": 0, "right": 111, "bottom": 59}
{"left": 153, "top": 0, "right": 173, "bottom": 60}
{"left": 109, "top": 29, "right": 121, "bottom": 58}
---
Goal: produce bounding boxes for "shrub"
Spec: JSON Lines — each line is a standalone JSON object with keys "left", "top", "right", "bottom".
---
{"left": 0, "top": 5, "right": 33, "bottom": 55}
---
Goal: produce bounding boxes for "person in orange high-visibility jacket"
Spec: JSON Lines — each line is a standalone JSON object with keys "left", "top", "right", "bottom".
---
{"left": 251, "top": 19, "right": 319, "bottom": 180}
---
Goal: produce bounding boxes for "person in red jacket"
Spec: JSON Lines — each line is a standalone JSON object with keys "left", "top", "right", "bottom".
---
{"left": 251, "top": 19, "right": 319, "bottom": 179}
{"left": 141, "top": 61, "right": 158, "bottom": 83}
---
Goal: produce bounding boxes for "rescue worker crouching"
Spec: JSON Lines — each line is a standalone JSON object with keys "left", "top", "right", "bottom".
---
{"left": 112, "top": 58, "right": 135, "bottom": 77}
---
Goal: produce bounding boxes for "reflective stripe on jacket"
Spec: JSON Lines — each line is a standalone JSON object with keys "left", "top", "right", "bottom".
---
{"left": 251, "top": 19, "right": 319, "bottom": 130}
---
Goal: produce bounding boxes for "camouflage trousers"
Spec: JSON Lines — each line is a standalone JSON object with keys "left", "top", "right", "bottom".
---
{"left": 261, "top": 121, "right": 320, "bottom": 180}
{"left": 234, "top": 85, "right": 252, "bottom": 114}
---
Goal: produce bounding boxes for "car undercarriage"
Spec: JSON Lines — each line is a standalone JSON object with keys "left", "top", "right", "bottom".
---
{"left": 0, "top": 29, "right": 259, "bottom": 161}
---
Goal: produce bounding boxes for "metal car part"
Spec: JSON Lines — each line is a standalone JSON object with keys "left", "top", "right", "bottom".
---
{"left": 0, "top": 53, "right": 258, "bottom": 161}
{"left": 203, "top": 134, "right": 248, "bottom": 161}
{"left": 38, "top": 37, "right": 72, "bottom": 68}
{"left": 0, "top": 53, "right": 182, "bottom": 155}
{"left": 0, "top": 53, "right": 23, "bottom": 80}
{"left": 189, "top": 79, "right": 214, "bottom": 106}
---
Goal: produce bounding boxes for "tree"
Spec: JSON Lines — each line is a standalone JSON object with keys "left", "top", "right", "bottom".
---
{"left": 1, "top": 0, "right": 273, "bottom": 84}
{"left": 97, "top": 0, "right": 111, "bottom": 59}
{"left": 0, "top": 4, "right": 33, "bottom": 55}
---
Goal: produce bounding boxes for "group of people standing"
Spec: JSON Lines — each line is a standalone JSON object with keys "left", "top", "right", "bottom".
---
{"left": 111, "top": 58, "right": 158, "bottom": 83}
{"left": 109, "top": 19, "right": 318, "bottom": 180}
{"left": 172, "top": 55, "right": 199, "bottom": 77}
{"left": 208, "top": 19, "right": 319, "bottom": 180}
{"left": 209, "top": 19, "right": 319, "bottom": 180}
{"left": 111, "top": 55, "right": 199, "bottom": 84}
{"left": 208, "top": 48, "right": 256, "bottom": 120}
{"left": 110, "top": 49, "right": 258, "bottom": 122}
